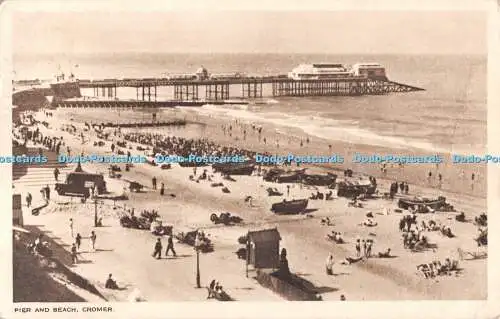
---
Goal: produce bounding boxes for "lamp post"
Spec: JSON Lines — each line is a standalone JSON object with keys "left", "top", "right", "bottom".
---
{"left": 86, "top": 179, "right": 97, "bottom": 227}
{"left": 196, "top": 248, "right": 201, "bottom": 288}
{"left": 93, "top": 194, "right": 98, "bottom": 227}
{"left": 194, "top": 232, "right": 201, "bottom": 288}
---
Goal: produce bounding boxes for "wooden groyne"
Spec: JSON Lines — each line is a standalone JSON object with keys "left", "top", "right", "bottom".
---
{"left": 99, "top": 120, "right": 187, "bottom": 128}
{"left": 54, "top": 100, "right": 248, "bottom": 108}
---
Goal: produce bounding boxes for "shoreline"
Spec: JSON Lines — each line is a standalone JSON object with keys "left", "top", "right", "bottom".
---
{"left": 53, "top": 106, "right": 487, "bottom": 199}
{"left": 162, "top": 109, "right": 487, "bottom": 199}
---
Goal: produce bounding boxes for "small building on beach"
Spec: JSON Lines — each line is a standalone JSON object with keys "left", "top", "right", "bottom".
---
{"left": 247, "top": 228, "right": 281, "bottom": 269}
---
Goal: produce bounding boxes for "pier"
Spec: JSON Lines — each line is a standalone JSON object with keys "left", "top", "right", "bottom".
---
{"left": 76, "top": 76, "right": 423, "bottom": 101}
{"left": 13, "top": 68, "right": 425, "bottom": 108}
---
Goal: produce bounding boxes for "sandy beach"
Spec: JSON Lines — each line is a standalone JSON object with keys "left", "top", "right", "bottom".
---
{"left": 12, "top": 106, "right": 487, "bottom": 302}
{"left": 56, "top": 106, "right": 487, "bottom": 198}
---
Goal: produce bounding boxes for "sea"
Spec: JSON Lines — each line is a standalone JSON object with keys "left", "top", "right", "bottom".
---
{"left": 13, "top": 53, "right": 487, "bottom": 154}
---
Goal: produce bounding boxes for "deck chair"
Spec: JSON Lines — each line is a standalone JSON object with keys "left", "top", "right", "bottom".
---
{"left": 457, "top": 248, "right": 487, "bottom": 261}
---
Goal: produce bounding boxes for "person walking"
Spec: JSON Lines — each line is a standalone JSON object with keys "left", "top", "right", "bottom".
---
{"left": 286, "top": 185, "right": 290, "bottom": 197}
{"left": 90, "top": 231, "right": 97, "bottom": 251}
{"left": 325, "top": 254, "right": 334, "bottom": 275}
{"left": 53, "top": 167, "right": 60, "bottom": 181}
{"left": 45, "top": 185, "right": 51, "bottom": 201}
{"left": 152, "top": 177, "right": 157, "bottom": 190}
{"left": 71, "top": 243, "right": 78, "bottom": 264}
{"left": 152, "top": 238, "right": 162, "bottom": 259}
{"left": 355, "top": 239, "right": 361, "bottom": 257}
{"left": 207, "top": 279, "right": 216, "bottom": 299}
{"left": 160, "top": 183, "right": 165, "bottom": 196}
{"left": 75, "top": 233, "right": 82, "bottom": 250}
{"left": 366, "top": 240, "right": 373, "bottom": 258}
{"left": 165, "top": 235, "right": 177, "bottom": 257}
{"left": 26, "top": 193, "right": 32, "bottom": 208}
{"left": 69, "top": 218, "right": 74, "bottom": 238}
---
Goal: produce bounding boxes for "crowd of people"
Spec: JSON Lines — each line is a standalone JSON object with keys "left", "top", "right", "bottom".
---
{"left": 122, "top": 132, "right": 256, "bottom": 160}
{"left": 416, "top": 258, "right": 460, "bottom": 279}
{"left": 13, "top": 122, "right": 66, "bottom": 155}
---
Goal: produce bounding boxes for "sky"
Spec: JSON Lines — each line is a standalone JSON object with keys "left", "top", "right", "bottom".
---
{"left": 12, "top": 10, "right": 486, "bottom": 55}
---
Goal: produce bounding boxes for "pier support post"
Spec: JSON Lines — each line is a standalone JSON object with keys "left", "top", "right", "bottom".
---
{"left": 206, "top": 82, "right": 229, "bottom": 101}
{"left": 223, "top": 83, "right": 229, "bottom": 100}
{"left": 174, "top": 84, "right": 197, "bottom": 101}
{"left": 207, "top": 84, "right": 213, "bottom": 100}
{"left": 241, "top": 81, "right": 263, "bottom": 99}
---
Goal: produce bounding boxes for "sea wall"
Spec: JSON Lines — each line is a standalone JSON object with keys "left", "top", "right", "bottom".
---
{"left": 13, "top": 238, "right": 103, "bottom": 302}
{"left": 14, "top": 227, "right": 107, "bottom": 302}
{"left": 50, "top": 83, "right": 82, "bottom": 102}
{"left": 12, "top": 89, "right": 50, "bottom": 108}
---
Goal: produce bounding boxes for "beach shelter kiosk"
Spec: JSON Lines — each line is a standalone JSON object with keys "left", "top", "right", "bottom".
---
{"left": 247, "top": 228, "right": 281, "bottom": 269}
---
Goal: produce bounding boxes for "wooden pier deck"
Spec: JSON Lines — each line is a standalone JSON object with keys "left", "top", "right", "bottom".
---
{"left": 14, "top": 74, "right": 425, "bottom": 107}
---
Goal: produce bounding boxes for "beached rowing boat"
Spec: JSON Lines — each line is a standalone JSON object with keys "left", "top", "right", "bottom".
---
{"left": 397, "top": 196, "right": 454, "bottom": 211}
{"left": 301, "top": 173, "right": 337, "bottom": 186}
{"left": 336, "top": 180, "right": 376, "bottom": 198}
{"left": 271, "top": 199, "right": 308, "bottom": 214}
{"left": 212, "top": 162, "right": 255, "bottom": 175}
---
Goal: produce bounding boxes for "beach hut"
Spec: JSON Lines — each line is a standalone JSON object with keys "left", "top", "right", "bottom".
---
{"left": 247, "top": 228, "right": 281, "bottom": 269}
